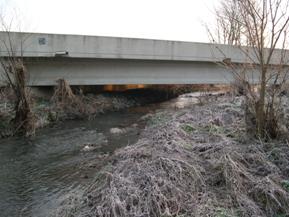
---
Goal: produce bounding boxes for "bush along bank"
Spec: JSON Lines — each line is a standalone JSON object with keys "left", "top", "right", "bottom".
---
{"left": 55, "top": 95, "right": 289, "bottom": 217}
{"left": 0, "top": 93, "right": 144, "bottom": 138}
{"left": 0, "top": 84, "right": 189, "bottom": 138}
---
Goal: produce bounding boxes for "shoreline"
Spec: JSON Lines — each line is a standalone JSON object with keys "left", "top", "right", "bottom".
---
{"left": 0, "top": 88, "right": 181, "bottom": 138}
{"left": 0, "top": 85, "right": 228, "bottom": 139}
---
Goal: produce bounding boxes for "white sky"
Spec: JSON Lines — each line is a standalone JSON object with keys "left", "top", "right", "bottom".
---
{"left": 1, "top": 0, "right": 219, "bottom": 42}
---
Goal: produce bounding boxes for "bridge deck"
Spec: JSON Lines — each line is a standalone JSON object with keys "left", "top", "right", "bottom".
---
{"left": 0, "top": 32, "right": 285, "bottom": 86}
{"left": 0, "top": 32, "right": 245, "bottom": 62}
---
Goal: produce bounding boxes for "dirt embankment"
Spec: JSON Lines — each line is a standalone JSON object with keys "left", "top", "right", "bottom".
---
{"left": 55, "top": 96, "right": 289, "bottom": 217}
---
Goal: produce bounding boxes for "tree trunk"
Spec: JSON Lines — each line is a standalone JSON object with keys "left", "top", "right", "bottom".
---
{"left": 13, "top": 61, "right": 34, "bottom": 136}
{"left": 256, "top": 67, "right": 266, "bottom": 137}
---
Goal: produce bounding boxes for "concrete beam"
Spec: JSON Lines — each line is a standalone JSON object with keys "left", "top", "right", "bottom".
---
{"left": 26, "top": 59, "right": 233, "bottom": 86}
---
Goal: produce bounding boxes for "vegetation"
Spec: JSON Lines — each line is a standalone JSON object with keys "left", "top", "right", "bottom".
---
{"left": 54, "top": 96, "right": 289, "bottom": 217}
{"left": 0, "top": 17, "right": 35, "bottom": 136}
{"left": 209, "top": 0, "right": 289, "bottom": 139}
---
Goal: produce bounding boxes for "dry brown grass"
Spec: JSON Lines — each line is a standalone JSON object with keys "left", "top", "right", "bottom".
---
{"left": 51, "top": 79, "right": 76, "bottom": 104}
{"left": 54, "top": 96, "right": 289, "bottom": 217}
{"left": 2, "top": 61, "right": 36, "bottom": 136}
{"left": 51, "top": 79, "right": 100, "bottom": 119}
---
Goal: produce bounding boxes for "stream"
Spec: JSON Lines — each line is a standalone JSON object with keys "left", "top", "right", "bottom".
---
{"left": 0, "top": 93, "right": 200, "bottom": 217}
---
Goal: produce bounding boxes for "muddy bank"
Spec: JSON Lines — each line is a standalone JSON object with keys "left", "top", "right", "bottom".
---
{"left": 55, "top": 95, "right": 289, "bottom": 217}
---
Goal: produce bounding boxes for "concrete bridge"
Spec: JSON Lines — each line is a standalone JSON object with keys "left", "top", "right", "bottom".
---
{"left": 0, "top": 32, "right": 284, "bottom": 86}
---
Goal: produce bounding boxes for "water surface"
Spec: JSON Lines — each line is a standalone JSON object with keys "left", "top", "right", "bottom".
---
{"left": 0, "top": 93, "right": 201, "bottom": 217}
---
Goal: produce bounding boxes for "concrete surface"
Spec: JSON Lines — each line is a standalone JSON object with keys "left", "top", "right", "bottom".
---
{"left": 26, "top": 59, "right": 233, "bottom": 85}
{"left": 0, "top": 32, "right": 286, "bottom": 86}
{"left": 0, "top": 31, "right": 245, "bottom": 62}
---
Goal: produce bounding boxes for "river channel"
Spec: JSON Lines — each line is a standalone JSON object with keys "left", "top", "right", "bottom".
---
{"left": 0, "top": 93, "right": 199, "bottom": 217}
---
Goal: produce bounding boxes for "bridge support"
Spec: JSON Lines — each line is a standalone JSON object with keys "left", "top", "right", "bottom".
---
{"left": 25, "top": 58, "right": 233, "bottom": 86}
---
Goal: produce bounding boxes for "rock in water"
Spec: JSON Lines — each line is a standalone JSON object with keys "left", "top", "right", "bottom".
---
{"left": 110, "top": 128, "right": 124, "bottom": 134}
{"left": 82, "top": 143, "right": 100, "bottom": 152}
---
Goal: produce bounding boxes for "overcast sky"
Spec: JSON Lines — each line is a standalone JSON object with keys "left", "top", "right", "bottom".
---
{"left": 1, "top": 0, "right": 219, "bottom": 42}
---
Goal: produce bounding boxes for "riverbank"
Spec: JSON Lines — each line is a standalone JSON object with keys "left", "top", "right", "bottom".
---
{"left": 55, "top": 95, "right": 289, "bottom": 217}
{"left": 0, "top": 88, "right": 181, "bottom": 138}
{"left": 0, "top": 84, "right": 229, "bottom": 138}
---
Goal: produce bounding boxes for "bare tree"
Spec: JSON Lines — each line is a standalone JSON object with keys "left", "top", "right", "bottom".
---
{"left": 208, "top": 0, "right": 243, "bottom": 46}
{"left": 0, "top": 13, "right": 35, "bottom": 136}
{"left": 210, "top": 0, "right": 289, "bottom": 138}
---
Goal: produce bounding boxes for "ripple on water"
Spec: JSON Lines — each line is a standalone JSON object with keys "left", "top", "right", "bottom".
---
{"left": 0, "top": 93, "right": 204, "bottom": 217}
{"left": 0, "top": 108, "right": 147, "bottom": 217}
